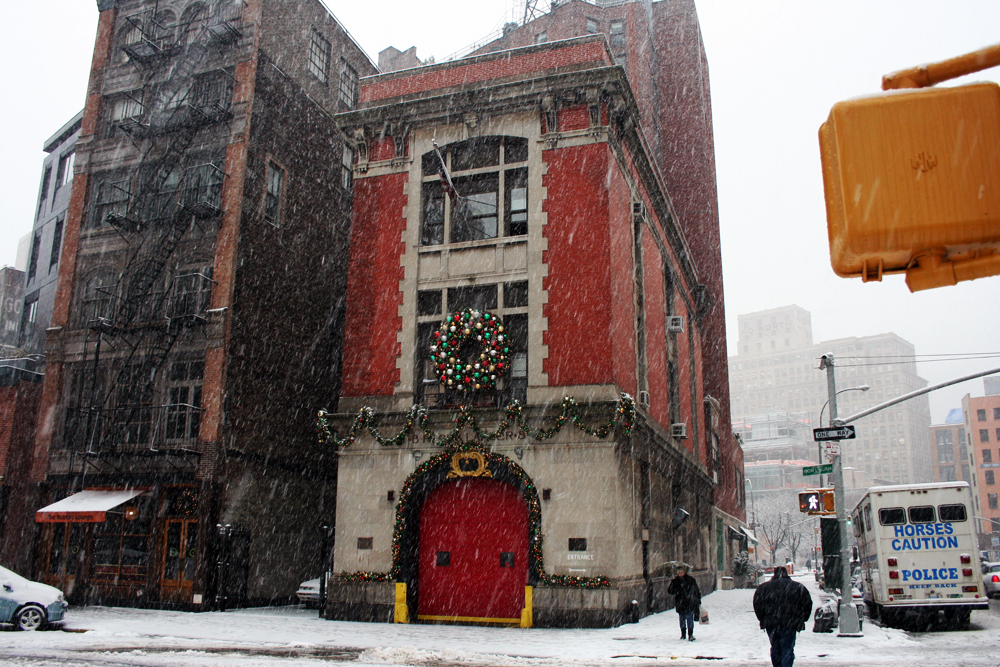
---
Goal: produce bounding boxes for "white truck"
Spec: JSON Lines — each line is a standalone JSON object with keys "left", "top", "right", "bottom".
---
{"left": 851, "top": 481, "right": 988, "bottom": 629}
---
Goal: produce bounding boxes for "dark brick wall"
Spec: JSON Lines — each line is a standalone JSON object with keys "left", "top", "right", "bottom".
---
{"left": 0, "top": 376, "right": 43, "bottom": 572}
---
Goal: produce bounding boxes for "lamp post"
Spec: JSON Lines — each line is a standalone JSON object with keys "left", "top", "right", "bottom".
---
{"left": 745, "top": 478, "right": 757, "bottom": 564}
{"left": 817, "top": 385, "right": 869, "bottom": 487}
{"left": 818, "top": 353, "right": 862, "bottom": 636}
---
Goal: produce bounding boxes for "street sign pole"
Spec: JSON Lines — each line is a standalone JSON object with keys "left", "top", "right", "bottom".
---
{"left": 819, "top": 353, "right": 862, "bottom": 636}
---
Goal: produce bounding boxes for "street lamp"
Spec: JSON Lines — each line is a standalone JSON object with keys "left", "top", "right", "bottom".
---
{"left": 819, "top": 385, "right": 870, "bottom": 427}
{"left": 817, "top": 385, "right": 869, "bottom": 487}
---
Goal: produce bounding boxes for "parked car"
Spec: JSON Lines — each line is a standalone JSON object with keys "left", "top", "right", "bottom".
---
{"left": 0, "top": 565, "right": 67, "bottom": 631}
{"left": 983, "top": 562, "right": 1000, "bottom": 599}
{"left": 296, "top": 578, "right": 321, "bottom": 608}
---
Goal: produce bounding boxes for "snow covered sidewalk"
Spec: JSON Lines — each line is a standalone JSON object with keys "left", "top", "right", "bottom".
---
{"left": 2, "top": 574, "right": 999, "bottom": 666}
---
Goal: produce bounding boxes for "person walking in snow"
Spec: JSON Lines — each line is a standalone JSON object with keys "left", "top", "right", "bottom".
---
{"left": 752, "top": 566, "right": 813, "bottom": 667}
{"left": 667, "top": 563, "right": 701, "bottom": 641}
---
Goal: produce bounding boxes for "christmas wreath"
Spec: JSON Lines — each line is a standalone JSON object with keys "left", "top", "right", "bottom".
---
{"left": 429, "top": 309, "right": 510, "bottom": 391}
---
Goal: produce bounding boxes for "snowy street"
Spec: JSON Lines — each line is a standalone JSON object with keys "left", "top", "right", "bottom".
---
{"left": 3, "top": 575, "right": 999, "bottom": 666}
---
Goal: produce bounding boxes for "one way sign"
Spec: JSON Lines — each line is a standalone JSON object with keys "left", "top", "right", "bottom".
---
{"left": 813, "top": 425, "right": 856, "bottom": 441}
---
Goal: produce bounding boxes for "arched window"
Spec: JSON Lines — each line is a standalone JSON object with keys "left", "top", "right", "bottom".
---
{"left": 420, "top": 136, "right": 528, "bottom": 245}
{"left": 179, "top": 3, "right": 209, "bottom": 45}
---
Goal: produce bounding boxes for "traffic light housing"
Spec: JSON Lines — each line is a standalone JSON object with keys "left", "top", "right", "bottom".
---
{"left": 799, "top": 489, "right": 835, "bottom": 514}
{"left": 819, "top": 82, "right": 1000, "bottom": 291}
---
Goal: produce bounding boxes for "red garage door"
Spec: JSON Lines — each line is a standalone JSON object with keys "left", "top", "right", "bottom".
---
{"left": 417, "top": 478, "right": 528, "bottom": 623}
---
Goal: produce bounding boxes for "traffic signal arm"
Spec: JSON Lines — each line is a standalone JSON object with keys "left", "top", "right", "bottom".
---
{"left": 883, "top": 43, "right": 1000, "bottom": 90}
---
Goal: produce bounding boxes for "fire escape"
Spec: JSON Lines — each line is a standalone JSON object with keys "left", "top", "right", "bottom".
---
{"left": 71, "top": 3, "right": 246, "bottom": 475}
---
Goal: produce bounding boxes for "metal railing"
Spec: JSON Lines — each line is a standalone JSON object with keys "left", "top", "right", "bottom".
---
{"left": 66, "top": 402, "right": 202, "bottom": 453}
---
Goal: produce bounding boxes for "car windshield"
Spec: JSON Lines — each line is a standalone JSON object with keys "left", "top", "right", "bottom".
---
{"left": 989, "top": 565, "right": 1000, "bottom": 573}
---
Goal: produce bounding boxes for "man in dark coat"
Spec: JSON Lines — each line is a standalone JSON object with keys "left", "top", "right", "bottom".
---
{"left": 667, "top": 563, "right": 701, "bottom": 641}
{"left": 753, "top": 567, "right": 813, "bottom": 667}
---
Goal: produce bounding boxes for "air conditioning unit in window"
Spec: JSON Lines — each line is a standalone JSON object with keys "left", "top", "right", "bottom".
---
{"left": 638, "top": 390, "right": 650, "bottom": 409}
{"left": 670, "top": 423, "right": 688, "bottom": 439}
{"left": 667, "top": 316, "right": 685, "bottom": 333}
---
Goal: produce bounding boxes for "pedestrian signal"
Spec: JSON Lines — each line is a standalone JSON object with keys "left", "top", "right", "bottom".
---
{"left": 798, "top": 489, "right": 835, "bottom": 514}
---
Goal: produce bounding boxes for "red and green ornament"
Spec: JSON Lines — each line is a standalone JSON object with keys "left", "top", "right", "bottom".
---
{"left": 429, "top": 308, "right": 510, "bottom": 392}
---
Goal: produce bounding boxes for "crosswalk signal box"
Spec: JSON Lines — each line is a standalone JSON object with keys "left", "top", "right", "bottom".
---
{"left": 798, "top": 489, "right": 835, "bottom": 514}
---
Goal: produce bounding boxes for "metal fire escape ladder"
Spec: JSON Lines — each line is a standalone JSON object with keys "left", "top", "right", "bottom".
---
{"left": 79, "top": 20, "right": 218, "bottom": 459}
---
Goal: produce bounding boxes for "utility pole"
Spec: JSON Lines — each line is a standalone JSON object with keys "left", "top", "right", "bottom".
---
{"left": 818, "top": 353, "right": 862, "bottom": 636}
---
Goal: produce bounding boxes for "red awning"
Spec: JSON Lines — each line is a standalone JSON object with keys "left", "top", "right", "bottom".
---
{"left": 35, "top": 489, "right": 144, "bottom": 523}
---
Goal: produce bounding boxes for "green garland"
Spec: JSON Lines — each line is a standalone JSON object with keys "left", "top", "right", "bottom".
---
{"left": 316, "top": 393, "right": 635, "bottom": 450}
{"left": 338, "top": 443, "right": 612, "bottom": 589}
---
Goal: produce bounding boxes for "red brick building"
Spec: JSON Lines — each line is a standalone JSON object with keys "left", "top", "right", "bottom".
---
{"left": 324, "top": 1, "right": 743, "bottom": 628}
{"left": 963, "top": 390, "right": 1000, "bottom": 558}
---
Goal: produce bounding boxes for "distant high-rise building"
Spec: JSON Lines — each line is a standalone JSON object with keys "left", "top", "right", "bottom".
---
{"left": 729, "top": 305, "right": 933, "bottom": 484}
{"left": 930, "top": 409, "right": 969, "bottom": 483}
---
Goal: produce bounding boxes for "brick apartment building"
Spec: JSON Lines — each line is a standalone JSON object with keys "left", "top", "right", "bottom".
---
{"left": 962, "top": 384, "right": 1000, "bottom": 558}
{"left": 22, "top": 0, "right": 375, "bottom": 608}
{"left": 729, "top": 305, "right": 934, "bottom": 484}
{"left": 322, "top": 0, "right": 744, "bottom": 628}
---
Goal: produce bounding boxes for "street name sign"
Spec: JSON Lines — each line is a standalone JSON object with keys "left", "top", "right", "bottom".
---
{"left": 802, "top": 464, "right": 834, "bottom": 476}
{"left": 813, "top": 425, "right": 856, "bottom": 441}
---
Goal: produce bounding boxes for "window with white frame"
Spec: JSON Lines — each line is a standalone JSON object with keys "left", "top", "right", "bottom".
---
{"left": 165, "top": 359, "right": 203, "bottom": 442}
{"left": 341, "top": 144, "right": 354, "bottom": 189}
{"left": 420, "top": 136, "right": 528, "bottom": 245}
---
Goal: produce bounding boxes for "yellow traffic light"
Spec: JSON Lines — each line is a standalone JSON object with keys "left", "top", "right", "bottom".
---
{"left": 820, "top": 82, "right": 1000, "bottom": 291}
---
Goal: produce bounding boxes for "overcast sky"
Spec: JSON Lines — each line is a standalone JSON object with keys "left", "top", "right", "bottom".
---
{"left": 2, "top": 1, "right": 998, "bottom": 421}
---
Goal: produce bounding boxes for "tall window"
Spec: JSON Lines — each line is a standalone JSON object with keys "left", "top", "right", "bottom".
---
{"left": 264, "top": 161, "right": 283, "bottom": 226}
{"left": 37, "top": 166, "right": 51, "bottom": 217}
{"left": 49, "top": 216, "right": 64, "bottom": 270}
{"left": 165, "top": 359, "right": 203, "bottom": 443}
{"left": 27, "top": 233, "right": 40, "bottom": 281}
{"left": 586, "top": 18, "right": 599, "bottom": 34}
{"left": 341, "top": 144, "right": 354, "bottom": 190}
{"left": 19, "top": 298, "right": 38, "bottom": 346}
{"left": 308, "top": 28, "right": 331, "bottom": 82}
{"left": 420, "top": 136, "right": 528, "bottom": 245}
{"left": 609, "top": 19, "right": 626, "bottom": 50}
{"left": 990, "top": 493, "right": 998, "bottom": 510}
{"left": 339, "top": 60, "right": 358, "bottom": 107}
{"left": 56, "top": 151, "right": 75, "bottom": 192}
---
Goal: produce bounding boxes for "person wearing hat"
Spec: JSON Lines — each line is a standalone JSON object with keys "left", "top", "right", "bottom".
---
{"left": 752, "top": 566, "right": 813, "bottom": 667}
{"left": 667, "top": 563, "right": 701, "bottom": 641}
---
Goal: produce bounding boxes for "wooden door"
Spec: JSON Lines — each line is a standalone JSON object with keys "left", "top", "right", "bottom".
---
{"left": 160, "top": 519, "right": 197, "bottom": 600}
